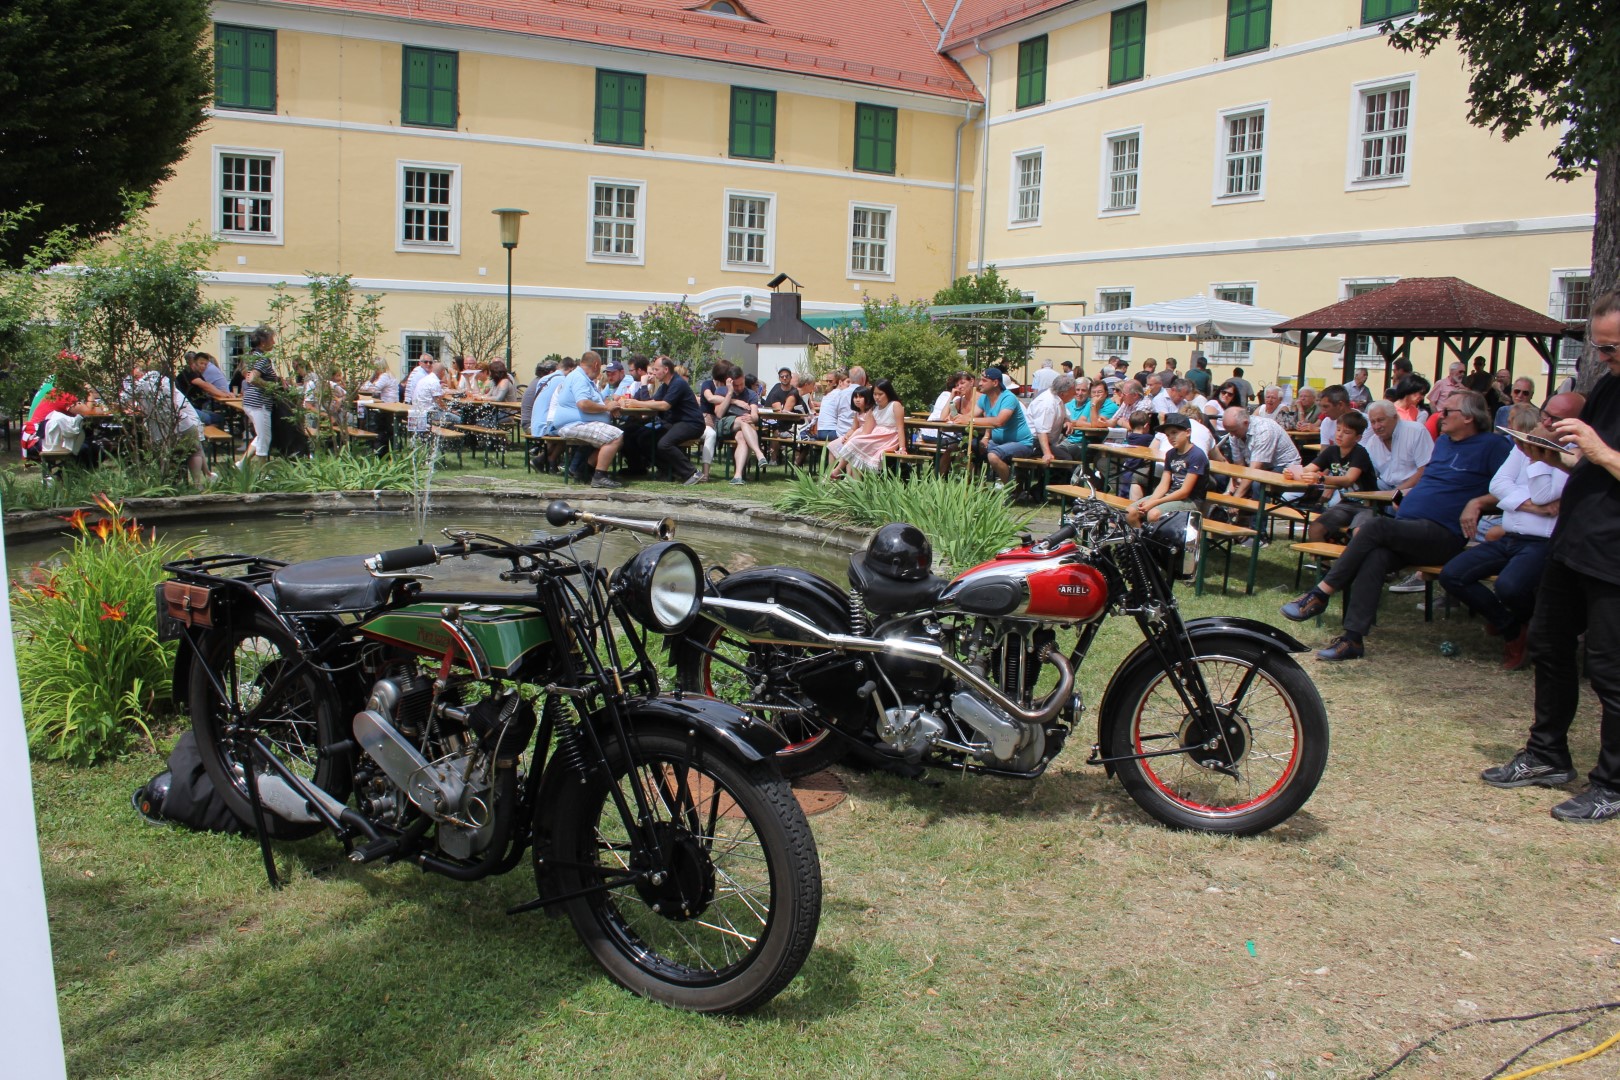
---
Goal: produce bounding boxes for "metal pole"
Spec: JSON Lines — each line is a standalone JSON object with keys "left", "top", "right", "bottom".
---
{"left": 504, "top": 245, "right": 514, "bottom": 364}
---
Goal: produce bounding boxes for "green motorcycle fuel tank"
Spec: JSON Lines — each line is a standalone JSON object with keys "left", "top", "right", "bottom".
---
{"left": 359, "top": 602, "right": 553, "bottom": 677}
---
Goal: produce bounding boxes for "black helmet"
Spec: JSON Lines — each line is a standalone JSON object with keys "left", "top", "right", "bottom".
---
{"left": 865, "top": 523, "right": 933, "bottom": 582}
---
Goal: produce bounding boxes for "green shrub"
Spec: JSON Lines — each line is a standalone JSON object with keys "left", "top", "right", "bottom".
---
{"left": 772, "top": 471, "right": 1036, "bottom": 573}
{"left": 13, "top": 495, "right": 195, "bottom": 764}
{"left": 847, "top": 319, "right": 962, "bottom": 415}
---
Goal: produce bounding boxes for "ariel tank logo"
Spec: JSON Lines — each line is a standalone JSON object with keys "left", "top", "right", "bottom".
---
{"left": 1057, "top": 583, "right": 1090, "bottom": 596}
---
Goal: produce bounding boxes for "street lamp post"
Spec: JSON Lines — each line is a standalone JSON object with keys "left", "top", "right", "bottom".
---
{"left": 492, "top": 208, "right": 529, "bottom": 365}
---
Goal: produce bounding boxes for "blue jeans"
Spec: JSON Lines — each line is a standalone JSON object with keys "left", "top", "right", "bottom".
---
{"left": 1439, "top": 533, "right": 1549, "bottom": 636}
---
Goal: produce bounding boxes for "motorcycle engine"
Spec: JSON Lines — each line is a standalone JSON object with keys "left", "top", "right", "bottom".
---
{"left": 352, "top": 662, "right": 533, "bottom": 861}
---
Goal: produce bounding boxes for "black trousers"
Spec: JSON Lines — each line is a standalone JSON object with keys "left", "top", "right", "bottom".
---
{"left": 656, "top": 420, "right": 704, "bottom": 481}
{"left": 1526, "top": 557, "right": 1620, "bottom": 789}
{"left": 1320, "top": 516, "right": 1464, "bottom": 638}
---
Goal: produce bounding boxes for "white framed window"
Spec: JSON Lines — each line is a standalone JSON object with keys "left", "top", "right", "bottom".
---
{"left": 220, "top": 328, "right": 253, "bottom": 374}
{"left": 396, "top": 161, "right": 460, "bottom": 253}
{"left": 402, "top": 332, "right": 449, "bottom": 376}
{"left": 587, "top": 316, "right": 625, "bottom": 364}
{"left": 1550, "top": 269, "right": 1593, "bottom": 367}
{"left": 1347, "top": 76, "right": 1416, "bottom": 190}
{"left": 212, "top": 146, "right": 283, "bottom": 244}
{"left": 848, "top": 202, "right": 896, "bottom": 281}
{"left": 1097, "top": 287, "right": 1134, "bottom": 356}
{"left": 1100, "top": 128, "right": 1142, "bottom": 216}
{"left": 722, "top": 190, "right": 775, "bottom": 272}
{"left": 1009, "top": 149, "right": 1044, "bottom": 228}
{"left": 587, "top": 177, "right": 647, "bottom": 265}
{"left": 1215, "top": 105, "right": 1266, "bottom": 202}
{"left": 1341, "top": 277, "right": 1398, "bottom": 367}
{"left": 1210, "top": 283, "right": 1257, "bottom": 359}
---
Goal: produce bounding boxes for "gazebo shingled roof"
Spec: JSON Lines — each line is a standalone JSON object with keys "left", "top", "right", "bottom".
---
{"left": 1274, "top": 277, "right": 1565, "bottom": 336}
{"left": 1271, "top": 277, "right": 1568, "bottom": 397}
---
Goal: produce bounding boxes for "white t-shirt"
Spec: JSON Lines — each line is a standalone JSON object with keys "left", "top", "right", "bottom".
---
{"left": 1151, "top": 422, "right": 1214, "bottom": 458}
{"left": 1030, "top": 365, "right": 1057, "bottom": 393}
{"left": 1361, "top": 418, "right": 1434, "bottom": 489}
{"left": 1023, "top": 389, "right": 1065, "bottom": 447}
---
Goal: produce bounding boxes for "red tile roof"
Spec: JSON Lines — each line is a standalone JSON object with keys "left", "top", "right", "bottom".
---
{"left": 271, "top": 0, "right": 981, "bottom": 100}
{"left": 939, "top": 0, "right": 1076, "bottom": 51}
{"left": 1273, "top": 277, "right": 1567, "bottom": 336}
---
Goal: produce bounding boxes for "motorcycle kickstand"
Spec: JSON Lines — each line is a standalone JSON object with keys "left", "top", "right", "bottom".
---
{"left": 239, "top": 728, "right": 281, "bottom": 890}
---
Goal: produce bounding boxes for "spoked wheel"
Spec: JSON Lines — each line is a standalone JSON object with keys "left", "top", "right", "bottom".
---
{"left": 676, "top": 623, "right": 852, "bottom": 779}
{"left": 1106, "top": 638, "right": 1328, "bottom": 836}
{"left": 546, "top": 730, "right": 821, "bottom": 1014}
{"left": 189, "top": 614, "right": 350, "bottom": 839}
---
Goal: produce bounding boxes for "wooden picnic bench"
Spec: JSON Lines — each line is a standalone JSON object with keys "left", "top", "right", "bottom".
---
{"left": 1048, "top": 485, "right": 1259, "bottom": 595}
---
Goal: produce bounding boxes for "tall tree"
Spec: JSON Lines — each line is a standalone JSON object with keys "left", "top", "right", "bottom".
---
{"left": 1386, "top": 2, "right": 1618, "bottom": 390}
{"left": 0, "top": 0, "right": 212, "bottom": 265}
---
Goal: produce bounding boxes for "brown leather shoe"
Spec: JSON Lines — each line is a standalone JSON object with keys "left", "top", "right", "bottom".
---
{"left": 1281, "top": 591, "right": 1328, "bottom": 621}
{"left": 1502, "top": 626, "right": 1530, "bottom": 671}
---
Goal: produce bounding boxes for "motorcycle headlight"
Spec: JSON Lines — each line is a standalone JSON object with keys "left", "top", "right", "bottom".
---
{"left": 617, "top": 541, "right": 702, "bottom": 635}
{"left": 1145, "top": 511, "right": 1203, "bottom": 582}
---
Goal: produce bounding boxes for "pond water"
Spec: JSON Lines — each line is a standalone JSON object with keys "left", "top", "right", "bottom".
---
{"left": 4, "top": 508, "right": 852, "bottom": 589}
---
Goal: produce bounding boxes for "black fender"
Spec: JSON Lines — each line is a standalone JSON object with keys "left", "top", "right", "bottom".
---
{"left": 1093, "top": 617, "right": 1308, "bottom": 775}
{"left": 529, "top": 693, "right": 788, "bottom": 906}
{"left": 669, "top": 565, "right": 852, "bottom": 664}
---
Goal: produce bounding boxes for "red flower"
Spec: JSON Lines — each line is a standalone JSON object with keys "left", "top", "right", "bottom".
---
{"left": 59, "top": 509, "right": 90, "bottom": 532}
{"left": 37, "top": 580, "right": 63, "bottom": 601}
{"left": 92, "top": 493, "right": 118, "bottom": 518}
{"left": 90, "top": 519, "right": 114, "bottom": 540}
{"left": 99, "top": 601, "right": 127, "bottom": 622}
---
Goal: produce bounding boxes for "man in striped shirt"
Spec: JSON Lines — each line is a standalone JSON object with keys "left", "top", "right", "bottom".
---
{"left": 237, "top": 326, "right": 280, "bottom": 469}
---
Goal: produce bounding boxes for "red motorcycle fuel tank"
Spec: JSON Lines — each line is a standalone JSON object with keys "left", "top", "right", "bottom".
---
{"left": 938, "top": 544, "right": 1109, "bottom": 623}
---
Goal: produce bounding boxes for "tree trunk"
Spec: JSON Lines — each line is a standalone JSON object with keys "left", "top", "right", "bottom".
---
{"left": 1577, "top": 145, "right": 1620, "bottom": 393}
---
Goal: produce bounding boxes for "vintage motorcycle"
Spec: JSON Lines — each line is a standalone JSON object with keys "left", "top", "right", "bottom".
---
{"left": 158, "top": 501, "right": 820, "bottom": 1014}
{"left": 672, "top": 495, "right": 1328, "bottom": 836}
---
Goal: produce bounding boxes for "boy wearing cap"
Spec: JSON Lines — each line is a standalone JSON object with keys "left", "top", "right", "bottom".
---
{"left": 1129, "top": 413, "right": 1208, "bottom": 527}
{"left": 601, "top": 359, "right": 632, "bottom": 396}
{"left": 971, "top": 366, "right": 1035, "bottom": 487}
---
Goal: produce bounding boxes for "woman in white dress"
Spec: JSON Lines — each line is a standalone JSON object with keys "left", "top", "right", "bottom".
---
{"left": 827, "top": 380, "right": 905, "bottom": 479}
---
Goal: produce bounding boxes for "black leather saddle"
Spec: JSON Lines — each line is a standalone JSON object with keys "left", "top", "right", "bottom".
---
{"left": 847, "top": 553, "right": 948, "bottom": 616}
{"left": 270, "top": 556, "right": 395, "bottom": 613}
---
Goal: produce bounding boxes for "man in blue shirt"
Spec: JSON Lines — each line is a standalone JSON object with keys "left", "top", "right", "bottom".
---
{"left": 971, "top": 366, "right": 1034, "bottom": 488}
{"left": 528, "top": 356, "right": 573, "bottom": 437}
{"left": 1281, "top": 390, "right": 1510, "bottom": 660}
{"left": 549, "top": 350, "right": 626, "bottom": 488}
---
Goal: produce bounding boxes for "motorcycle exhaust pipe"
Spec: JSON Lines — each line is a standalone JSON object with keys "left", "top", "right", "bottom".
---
{"left": 700, "top": 596, "right": 1074, "bottom": 725}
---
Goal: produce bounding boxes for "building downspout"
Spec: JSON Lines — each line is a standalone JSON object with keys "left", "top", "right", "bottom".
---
{"left": 950, "top": 102, "right": 973, "bottom": 282}
{"left": 972, "top": 38, "right": 992, "bottom": 275}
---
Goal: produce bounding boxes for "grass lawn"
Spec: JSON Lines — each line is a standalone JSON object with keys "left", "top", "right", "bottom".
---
{"left": 26, "top": 474, "right": 1620, "bottom": 1078}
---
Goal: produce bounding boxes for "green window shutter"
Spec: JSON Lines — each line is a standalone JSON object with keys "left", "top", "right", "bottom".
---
{"left": 1016, "top": 35, "right": 1047, "bottom": 110}
{"left": 403, "top": 47, "right": 457, "bottom": 128}
{"left": 597, "top": 71, "right": 646, "bottom": 145}
{"left": 1109, "top": 4, "right": 1146, "bottom": 86}
{"left": 215, "top": 27, "right": 244, "bottom": 107}
{"left": 1363, "top": 0, "right": 1418, "bottom": 23}
{"left": 854, "top": 104, "right": 896, "bottom": 174}
{"left": 730, "top": 87, "right": 775, "bottom": 159}
{"left": 246, "top": 30, "right": 275, "bottom": 110}
{"left": 620, "top": 73, "right": 645, "bottom": 146}
{"left": 1225, "top": 0, "right": 1270, "bottom": 58}
{"left": 215, "top": 26, "right": 276, "bottom": 111}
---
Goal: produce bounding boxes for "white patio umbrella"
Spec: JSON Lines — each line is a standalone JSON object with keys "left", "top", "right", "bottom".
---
{"left": 1059, "top": 294, "right": 1301, "bottom": 341}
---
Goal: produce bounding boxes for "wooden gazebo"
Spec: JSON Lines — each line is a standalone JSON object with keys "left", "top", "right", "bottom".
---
{"left": 1273, "top": 277, "right": 1568, "bottom": 397}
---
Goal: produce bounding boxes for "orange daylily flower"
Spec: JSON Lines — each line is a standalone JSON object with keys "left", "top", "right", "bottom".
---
{"left": 99, "top": 601, "right": 127, "bottom": 622}
{"left": 92, "top": 493, "right": 118, "bottom": 516}
{"left": 59, "top": 509, "right": 90, "bottom": 531}
{"left": 68, "top": 635, "right": 89, "bottom": 653}
{"left": 37, "top": 580, "right": 63, "bottom": 601}
{"left": 90, "top": 519, "right": 114, "bottom": 540}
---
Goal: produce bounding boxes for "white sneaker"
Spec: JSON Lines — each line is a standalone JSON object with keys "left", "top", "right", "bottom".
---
{"left": 993, "top": 481, "right": 1006, "bottom": 491}
{"left": 1388, "top": 572, "right": 1427, "bottom": 593}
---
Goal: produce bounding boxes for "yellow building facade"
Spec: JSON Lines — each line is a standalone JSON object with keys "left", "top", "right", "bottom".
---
{"left": 159, "top": 0, "right": 980, "bottom": 372}
{"left": 945, "top": 0, "right": 1594, "bottom": 385}
{"left": 149, "top": 0, "right": 1594, "bottom": 387}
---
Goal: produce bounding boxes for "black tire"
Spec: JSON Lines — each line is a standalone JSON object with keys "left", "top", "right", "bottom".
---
{"left": 674, "top": 620, "right": 855, "bottom": 779}
{"left": 544, "top": 729, "right": 821, "bottom": 1014}
{"left": 1105, "top": 637, "right": 1328, "bottom": 836}
{"left": 188, "top": 614, "right": 350, "bottom": 840}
